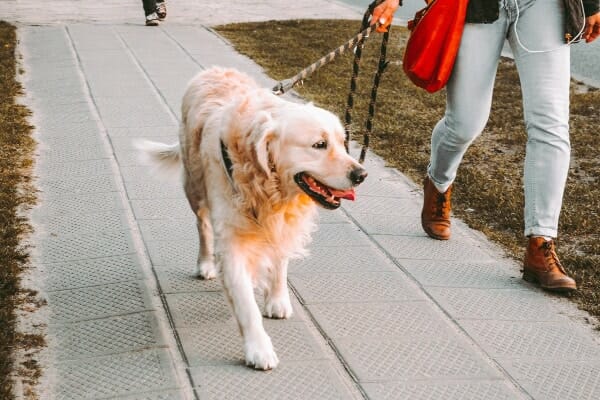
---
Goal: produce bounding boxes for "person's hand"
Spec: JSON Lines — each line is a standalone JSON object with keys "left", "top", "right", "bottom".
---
{"left": 583, "top": 12, "right": 600, "bottom": 43}
{"left": 372, "top": 0, "right": 400, "bottom": 33}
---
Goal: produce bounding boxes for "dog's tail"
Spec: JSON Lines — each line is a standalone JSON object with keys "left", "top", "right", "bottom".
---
{"left": 135, "top": 140, "right": 182, "bottom": 177}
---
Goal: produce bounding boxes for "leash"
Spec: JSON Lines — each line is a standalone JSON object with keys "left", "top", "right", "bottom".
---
{"left": 271, "top": 21, "right": 380, "bottom": 96}
{"left": 271, "top": 0, "right": 391, "bottom": 164}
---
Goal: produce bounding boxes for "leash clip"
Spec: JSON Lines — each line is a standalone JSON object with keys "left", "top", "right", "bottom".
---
{"left": 272, "top": 78, "right": 295, "bottom": 95}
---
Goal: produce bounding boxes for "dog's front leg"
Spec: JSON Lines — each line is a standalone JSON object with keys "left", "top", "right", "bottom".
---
{"left": 264, "top": 258, "right": 293, "bottom": 319}
{"left": 220, "top": 251, "right": 279, "bottom": 370}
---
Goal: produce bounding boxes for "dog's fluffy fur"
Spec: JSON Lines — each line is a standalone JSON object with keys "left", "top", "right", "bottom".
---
{"left": 138, "top": 67, "right": 366, "bottom": 370}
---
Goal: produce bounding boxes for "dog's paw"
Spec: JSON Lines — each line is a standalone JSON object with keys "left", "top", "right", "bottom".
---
{"left": 196, "top": 260, "right": 217, "bottom": 280}
{"left": 244, "top": 334, "right": 279, "bottom": 370}
{"left": 264, "top": 295, "right": 293, "bottom": 319}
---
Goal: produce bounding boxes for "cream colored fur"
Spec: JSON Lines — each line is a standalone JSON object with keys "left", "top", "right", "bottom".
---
{"left": 138, "top": 67, "right": 364, "bottom": 370}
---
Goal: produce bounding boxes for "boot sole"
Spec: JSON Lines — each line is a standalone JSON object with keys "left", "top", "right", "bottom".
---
{"left": 421, "top": 222, "right": 450, "bottom": 241}
{"left": 522, "top": 269, "right": 577, "bottom": 293}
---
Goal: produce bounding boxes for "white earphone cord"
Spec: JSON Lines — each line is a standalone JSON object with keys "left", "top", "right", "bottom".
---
{"left": 513, "top": 0, "right": 586, "bottom": 53}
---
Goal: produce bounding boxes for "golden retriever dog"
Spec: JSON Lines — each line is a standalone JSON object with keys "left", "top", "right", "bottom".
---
{"left": 137, "top": 67, "right": 367, "bottom": 370}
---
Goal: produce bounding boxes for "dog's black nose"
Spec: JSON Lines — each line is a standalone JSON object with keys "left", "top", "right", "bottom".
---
{"left": 349, "top": 167, "right": 368, "bottom": 185}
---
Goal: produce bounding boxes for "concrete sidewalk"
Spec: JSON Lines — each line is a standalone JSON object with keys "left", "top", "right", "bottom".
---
{"left": 8, "top": 1, "right": 600, "bottom": 399}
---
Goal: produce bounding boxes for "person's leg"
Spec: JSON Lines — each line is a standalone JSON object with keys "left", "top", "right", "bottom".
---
{"left": 508, "top": 0, "right": 571, "bottom": 238}
{"left": 142, "top": 0, "right": 159, "bottom": 25}
{"left": 142, "top": 0, "right": 157, "bottom": 16}
{"left": 422, "top": 6, "right": 508, "bottom": 240}
{"left": 507, "top": 0, "right": 576, "bottom": 292}
{"left": 428, "top": 14, "right": 509, "bottom": 193}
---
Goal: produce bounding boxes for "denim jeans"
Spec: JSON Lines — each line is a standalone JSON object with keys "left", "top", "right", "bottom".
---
{"left": 428, "top": 0, "right": 571, "bottom": 238}
{"left": 142, "top": 0, "right": 157, "bottom": 16}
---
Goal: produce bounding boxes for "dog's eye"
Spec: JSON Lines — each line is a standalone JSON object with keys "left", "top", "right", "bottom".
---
{"left": 312, "top": 140, "right": 327, "bottom": 150}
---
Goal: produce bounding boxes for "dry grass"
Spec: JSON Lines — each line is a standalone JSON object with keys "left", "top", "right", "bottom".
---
{"left": 217, "top": 19, "right": 600, "bottom": 319}
{"left": 0, "top": 21, "right": 43, "bottom": 399}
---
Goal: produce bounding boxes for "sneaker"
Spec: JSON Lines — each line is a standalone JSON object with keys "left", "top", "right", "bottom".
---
{"left": 156, "top": 1, "right": 167, "bottom": 20}
{"left": 145, "top": 12, "right": 160, "bottom": 26}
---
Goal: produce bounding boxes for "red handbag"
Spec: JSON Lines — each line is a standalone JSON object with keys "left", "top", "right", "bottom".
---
{"left": 403, "top": 0, "right": 469, "bottom": 93}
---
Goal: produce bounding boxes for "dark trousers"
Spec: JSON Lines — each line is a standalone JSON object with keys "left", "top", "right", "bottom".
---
{"left": 142, "top": 0, "right": 157, "bottom": 16}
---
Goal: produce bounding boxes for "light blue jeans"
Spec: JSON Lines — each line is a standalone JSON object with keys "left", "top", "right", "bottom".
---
{"left": 428, "top": 0, "right": 571, "bottom": 238}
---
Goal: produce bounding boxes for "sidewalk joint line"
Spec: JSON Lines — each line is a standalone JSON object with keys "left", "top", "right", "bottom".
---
{"left": 63, "top": 24, "right": 197, "bottom": 399}
{"left": 339, "top": 203, "right": 535, "bottom": 399}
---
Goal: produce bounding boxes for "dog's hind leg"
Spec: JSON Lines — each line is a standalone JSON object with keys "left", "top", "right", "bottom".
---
{"left": 263, "top": 258, "right": 293, "bottom": 319}
{"left": 220, "top": 250, "right": 279, "bottom": 370}
{"left": 195, "top": 207, "right": 217, "bottom": 279}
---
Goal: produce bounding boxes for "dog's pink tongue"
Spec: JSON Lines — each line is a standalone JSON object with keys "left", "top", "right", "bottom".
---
{"left": 330, "top": 188, "right": 356, "bottom": 201}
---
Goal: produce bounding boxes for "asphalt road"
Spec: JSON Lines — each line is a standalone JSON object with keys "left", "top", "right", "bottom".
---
{"left": 341, "top": 0, "right": 600, "bottom": 87}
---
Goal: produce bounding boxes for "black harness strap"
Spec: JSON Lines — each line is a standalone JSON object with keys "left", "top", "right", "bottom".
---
{"left": 220, "top": 139, "right": 235, "bottom": 184}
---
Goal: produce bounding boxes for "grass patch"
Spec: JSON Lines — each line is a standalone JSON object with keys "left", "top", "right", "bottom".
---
{"left": 217, "top": 19, "right": 600, "bottom": 319}
{"left": 0, "top": 21, "right": 42, "bottom": 398}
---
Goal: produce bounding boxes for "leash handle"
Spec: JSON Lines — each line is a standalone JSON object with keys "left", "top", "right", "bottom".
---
{"left": 272, "top": 22, "right": 379, "bottom": 95}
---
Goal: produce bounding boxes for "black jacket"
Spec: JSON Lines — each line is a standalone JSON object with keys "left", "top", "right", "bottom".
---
{"left": 465, "top": 0, "right": 600, "bottom": 42}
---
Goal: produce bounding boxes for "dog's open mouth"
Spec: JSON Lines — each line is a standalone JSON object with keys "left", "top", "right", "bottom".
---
{"left": 294, "top": 172, "right": 355, "bottom": 210}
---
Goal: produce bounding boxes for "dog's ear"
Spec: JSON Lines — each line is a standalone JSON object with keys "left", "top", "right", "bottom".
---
{"left": 250, "top": 111, "right": 276, "bottom": 176}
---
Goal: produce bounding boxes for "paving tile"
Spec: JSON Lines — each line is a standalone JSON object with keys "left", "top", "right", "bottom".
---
{"left": 154, "top": 264, "right": 221, "bottom": 294}
{"left": 317, "top": 208, "right": 351, "bottom": 223}
{"left": 289, "top": 244, "right": 397, "bottom": 274}
{"left": 111, "top": 137, "right": 177, "bottom": 153}
{"left": 363, "top": 380, "right": 523, "bottom": 400}
{"left": 35, "top": 210, "right": 129, "bottom": 238}
{"left": 106, "top": 125, "right": 178, "bottom": 138}
{"left": 461, "top": 320, "right": 600, "bottom": 361}
{"left": 40, "top": 159, "right": 114, "bottom": 178}
{"left": 33, "top": 120, "right": 102, "bottom": 139}
{"left": 146, "top": 240, "right": 197, "bottom": 266}
{"left": 49, "top": 312, "right": 166, "bottom": 361}
{"left": 503, "top": 360, "right": 600, "bottom": 400}
{"left": 166, "top": 291, "right": 233, "bottom": 327}
{"left": 109, "top": 390, "right": 186, "bottom": 400}
{"left": 307, "top": 301, "right": 452, "bottom": 340}
{"left": 36, "top": 109, "right": 99, "bottom": 128}
{"left": 53, "top": 349, "right": 180, "bottom": 400}
{"left": 374, "top": 234, "right": 493, "bottom": 261}
{"left": 124, "top": 180, "right": 185, "bottom": 200}
{"left": 342, "top": 195, "right": 422, "bottom": 217}
{"left": 43, "top": 254, "right": 145, "bottom": 291}
{"left": 46, "top": 281, "right": 154, "bottom": 324}
{"left": 38, "top": 174, "right": 119, "bottom": 198}
{"left": 38, "top": 143, "right": 109, "bottom": 163}
{"left": 400, "top": 259, "right": 523, "bottom": 288}
{"left": 310, "top": 223, "right": 370, "bottom": 247}
{"left": 428, "top": 287, "right": 567, "bottom": 322}
{"left": 351, "top": 177, "right": 417, "bottom": 198}
{"left": 130, "top": 198, "right": 193, "bottom": 220}
{"left": 35, "top": 102, "right": 97, "bottom": 125}
{"left": 289, "top": 272, "right": 423, "bottom": 304}
{"left": 37, "top": 135, "right": 105, "bottom": 152}
{"left": 137, "top": 218, "right": 196, "bottom": 242}
{"left": 335, "top": 335, "right": 501, "bottom": 382}
{"left": 37, "top": 230, "right": 135, "bottom": 263}
{"left": 179, "top": 321, "right": 326, "bottom": 366}
{"left": 33, "top": 192, "right": 125, "bottom": 217}
{"left": 190, "top": 360, "right": 355, "bottom": 400}
{"left": 350, "top": 212, "right": 425, "bottom": 236}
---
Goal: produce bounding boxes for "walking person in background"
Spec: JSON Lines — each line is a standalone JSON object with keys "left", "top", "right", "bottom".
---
{"left": 141, "top": 0, "right": 167, "bottom": 26}
{"left": 373, "top": 0, "right": 600, "bottom": 293}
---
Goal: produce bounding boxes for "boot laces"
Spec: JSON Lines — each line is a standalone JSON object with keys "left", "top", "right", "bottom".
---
{"left": 540, "top": 241, "right": 567, "bottom": 274}
{"left": 433, "top": 192, "right": 450, "bottom": 218}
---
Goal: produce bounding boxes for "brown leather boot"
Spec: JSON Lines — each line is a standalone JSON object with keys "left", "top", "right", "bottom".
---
{"left": 421, "top": 176, "right": 452, "bottom": 240}
{"left": 523, "top": 237, "right": 577, "bottom": 293}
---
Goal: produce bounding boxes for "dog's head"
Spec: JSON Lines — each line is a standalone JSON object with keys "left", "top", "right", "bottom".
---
{"left": 251, "top": 102, "right": 367, "bottom": 210}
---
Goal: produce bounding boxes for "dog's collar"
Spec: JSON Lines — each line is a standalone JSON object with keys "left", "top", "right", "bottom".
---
{"left": 220, "top": 139, "right": 235, "bottom": 186}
